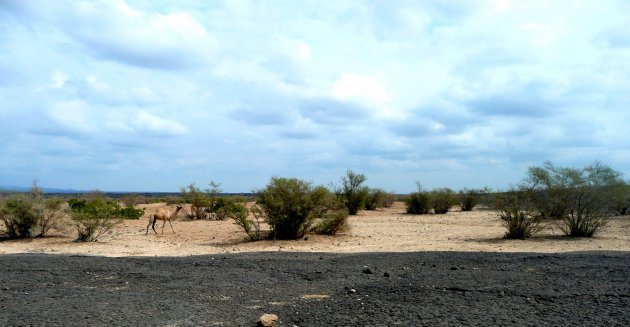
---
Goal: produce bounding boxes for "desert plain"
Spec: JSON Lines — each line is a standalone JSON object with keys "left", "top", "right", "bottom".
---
{"left": 2, "top": 202, "right": 629, "bottom": 326}
{"left": 2, "top": 201, "right": 629, "bottom": 256}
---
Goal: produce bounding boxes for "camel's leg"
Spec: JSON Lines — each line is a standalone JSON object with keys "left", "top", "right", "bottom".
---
{"left": 150, "top": 217, "right": 158, "bottom": 234}
{"left": 167, "top": 219, "right": 175, "bottom": 233}
{"left": 161, "top": 219, "right": 166, "bottom": 233}
{"left": 146, "top": 217, "right": 153, "bottom": 235}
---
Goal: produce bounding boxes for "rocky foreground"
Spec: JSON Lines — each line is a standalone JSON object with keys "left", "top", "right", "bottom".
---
{"left": 1, "top": 251, "right": 628, "bottom": 326}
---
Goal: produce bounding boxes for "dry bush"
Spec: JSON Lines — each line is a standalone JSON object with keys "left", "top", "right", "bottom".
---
{"left": 364, "top": 188, "right": 387, "bottom": 210}
{"left": 431, "top": 188, "right": 454, "bottom": 214}
{"left": 0, "top": 184, "right": 66, "bottom": 238}
{"left": 492, "top": 189, "right": 543, "bottom": 240}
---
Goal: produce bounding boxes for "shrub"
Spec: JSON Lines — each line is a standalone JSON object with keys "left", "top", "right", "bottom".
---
{"left": 492, "top": 189, "right": 542, "bottom": 239}
{"left": 1, "top": 195, "right": 37, "bottom": 238}
{"left": 180, "top": 183, "right": 210, "bottom": 219}
{"left": 459, "top": 189, "right": 479, "bottom": 211}
{"left": 364, "top": 188, "right": 387, "bottom": 210}
{"left": 382, "top": 193, "right": 397, "bottom": 208}
{"left": 0, "top": 184, "right": 65, "bottom": 238}
{"left": 312, "top": 209, "right": 349, "bottom": 235}
{"left": 254, "top": 177, "right": 319, "bottom": 239}
{"left": 560, "top": 186, "right": 608, "bottom": 237}
{"left": 338, "top": 170, "right": 368, "bottom": 215}
{"left": 227, "top": 202, "right": 263, "bottom": 241}
{"left": 406, "top": 184, "right": 431, "bottom": 214}
{"left": 119, "top": 205, "right": 145, "bottom": 219}
{"left": 431, "top": 188, "right": 454, "bottom": 214}
{"left": 608, "top": 184, "right": 630, "bottom": 215}
{"left": 70, "top": 199, "right": 124, "bottom": 242}
{"left": 253, "top": 177, "right": 346, "bottom": 239}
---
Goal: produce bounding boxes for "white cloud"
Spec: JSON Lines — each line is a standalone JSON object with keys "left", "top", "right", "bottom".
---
{"left": 333, "top": 73, "right": 390, "bottom": 106}
{"left": 46, "top": 100, "right": 92, "bottom": 134}
{"left": 51, "top": 71, "right": 67, "bottom": 89}
{"left": 134, "top": 111, "right": 189, "bottom": 136}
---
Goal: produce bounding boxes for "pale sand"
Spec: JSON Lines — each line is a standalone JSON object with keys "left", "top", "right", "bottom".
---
{"left": 1, "top": 202, "right": 629, "bottom": 257}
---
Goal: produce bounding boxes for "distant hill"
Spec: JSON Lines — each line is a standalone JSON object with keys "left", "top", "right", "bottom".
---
{"left": 0, "top": 185, "right": 87, "bottom": 194}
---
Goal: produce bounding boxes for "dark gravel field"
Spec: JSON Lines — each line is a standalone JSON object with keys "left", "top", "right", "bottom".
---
{"left": 1, "top": 251, "right": 628, "bottom": 326}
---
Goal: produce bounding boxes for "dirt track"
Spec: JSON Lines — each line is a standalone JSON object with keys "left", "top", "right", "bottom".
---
{"left": 1, "top": 251, "right": 628, "bottom": 326}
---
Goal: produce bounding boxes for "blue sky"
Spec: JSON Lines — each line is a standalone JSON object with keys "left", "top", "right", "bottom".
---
{"left": 1, "top": 0, "right": 629, "bottom": 193}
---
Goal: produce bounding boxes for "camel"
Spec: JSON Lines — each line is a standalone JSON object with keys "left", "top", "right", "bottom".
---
{"left": 146, "top": 205, "right": 183, "bottom": 235}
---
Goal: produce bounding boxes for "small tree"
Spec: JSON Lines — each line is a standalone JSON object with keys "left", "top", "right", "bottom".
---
{"left": 70, "top": 199, "right": 124, "bottom": 242}
{"left": 339, "top": 170, "right": 368, "bottom": 215}
{"left": 525, "top": 161, "right": 625, "bottom": 237}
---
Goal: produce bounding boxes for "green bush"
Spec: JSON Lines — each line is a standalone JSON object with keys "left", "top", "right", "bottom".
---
{"left": 119, "top": 205, "right": 145, "bottom": 219}
{"left": 253, "top": 177, "right": 347, "bottom": 239}
{"left": 406, "top": 187, "right": 431, "bottom": 215}
{"left": 492, "top": 189, "right": 542, "bottom": 239}
{"left": 254, "top": 177, "right": 318, "bottom": 239}
{"left": 69, "top": 199, "right": 124, "bottom": 242}
{"left": 431, "top": 188, "right": 454, "bottom": 214}
{"left": 338, "top": 170, "right": 368, "bottom": 215}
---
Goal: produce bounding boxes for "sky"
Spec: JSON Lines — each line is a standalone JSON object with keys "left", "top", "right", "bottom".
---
{"left": 1, "top": 0, "right": 629, "bottom": 193}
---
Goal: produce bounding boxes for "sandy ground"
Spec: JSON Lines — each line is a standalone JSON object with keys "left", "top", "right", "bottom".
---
{"left": 2, "top": 202, "right": 629, "bottom": 257}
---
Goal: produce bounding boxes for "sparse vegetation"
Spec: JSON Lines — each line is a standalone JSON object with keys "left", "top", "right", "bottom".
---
{"left": 0, "top": 183, "right": 66, "bottom": 238}
{"left": 69, "top": 198, "right": 125, "bottom": 241}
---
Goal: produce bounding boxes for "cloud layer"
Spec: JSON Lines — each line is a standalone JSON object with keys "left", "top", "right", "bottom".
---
{"left": 1, "top": 0, "right": 629, "bottom": 192}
